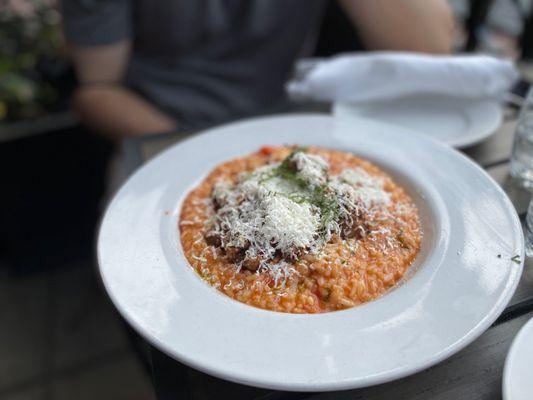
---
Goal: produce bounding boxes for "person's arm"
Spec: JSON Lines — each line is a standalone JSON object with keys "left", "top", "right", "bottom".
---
{"left": 69, "top": 41, "right": 176, "bottom": 138}
{"left": 338, "top": 0, "right": 454, "bottom": 53}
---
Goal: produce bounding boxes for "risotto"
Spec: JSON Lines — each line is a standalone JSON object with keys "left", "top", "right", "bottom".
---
{"left": 179, "top": 146, "right": 421, "bottom": 313}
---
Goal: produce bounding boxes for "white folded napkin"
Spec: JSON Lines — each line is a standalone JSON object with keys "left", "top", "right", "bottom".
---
{"left": 287, "top": 52, "right": 519, "bottom": 103}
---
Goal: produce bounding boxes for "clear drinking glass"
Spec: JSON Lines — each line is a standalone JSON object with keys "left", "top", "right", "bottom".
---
{"left": 511, "top": 87, "right": 533, "bottom": 188}
{"left": 526, "top": 198, "right": 533, "bottom": 257}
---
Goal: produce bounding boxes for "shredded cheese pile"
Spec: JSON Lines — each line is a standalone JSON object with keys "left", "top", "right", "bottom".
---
{"left": 336, "top": 169, "right": 391, "bottom": 208}
{"left": 212, "top": 164, "right": 321, "bottom": 260}
{"left": 206, "top": 150, "right": 391, "bottom": 282}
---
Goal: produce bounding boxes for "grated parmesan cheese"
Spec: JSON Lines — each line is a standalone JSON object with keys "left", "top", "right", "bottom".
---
{"left": 257, "top": 261, "right": 300, "bottom": 288}
{"left": 206, "top": 150, "right": 393, "bottom": 285}
{"left": 291, "top": 151, "right": 328, "bottom": 187}
{"left": 335, "top": 168, "right": 391, "bottom": 208}
{"left": 213, "top": 169, "right": 321, "bottom": 262}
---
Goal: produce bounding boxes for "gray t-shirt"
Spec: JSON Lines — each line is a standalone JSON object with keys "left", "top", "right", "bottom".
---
{"left": 62, "top": 0, "right": 325, "bottom": 126}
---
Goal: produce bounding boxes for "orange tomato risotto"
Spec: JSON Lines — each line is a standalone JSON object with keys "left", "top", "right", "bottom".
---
{"left": 179, "top": 146, "right": 421, "bottom": 313}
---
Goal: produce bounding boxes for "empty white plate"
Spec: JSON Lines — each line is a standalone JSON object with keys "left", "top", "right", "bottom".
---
{"left": 503, "top": 316, "right": 533, "bottom": 400}
{"left": 333, "top": 95, "right": 503, "bottom": 148}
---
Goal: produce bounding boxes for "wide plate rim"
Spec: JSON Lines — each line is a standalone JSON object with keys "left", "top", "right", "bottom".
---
{"left": 332, "top": 95, "right": 503, "bottom": 149}
{"left": 97, "top": 113, "right": 523, "bottom": 391}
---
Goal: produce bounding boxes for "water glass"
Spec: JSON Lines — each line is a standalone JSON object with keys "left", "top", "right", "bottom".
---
{"left": 511, "top": 87, "right": 533, "bottom": 188}
{"left": 527, "top": 198, "right": 533, "bottom": 257}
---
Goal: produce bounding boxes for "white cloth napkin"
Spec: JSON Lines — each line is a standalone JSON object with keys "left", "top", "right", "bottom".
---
{"left": 287, "top": 52, "right": 519, "bottom": 103}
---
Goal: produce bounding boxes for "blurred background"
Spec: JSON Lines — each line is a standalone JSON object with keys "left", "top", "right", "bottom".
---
{"left": 0, "top": 0, "right": 532, "bottom": 399}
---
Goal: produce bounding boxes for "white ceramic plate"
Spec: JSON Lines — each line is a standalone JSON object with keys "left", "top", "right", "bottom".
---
{"left": 333, "top": 95, "right": 503, "bottom": 148}
{"left": 98, "top": 114, "right": 523, "bottom": 392}
{"left": 503, "top": 316, "right": 533, "bottom": 400}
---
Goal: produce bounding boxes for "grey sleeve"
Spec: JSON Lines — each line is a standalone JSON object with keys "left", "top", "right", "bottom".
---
{"left": 60, "top": 0, "right": 132, "bottom": 46}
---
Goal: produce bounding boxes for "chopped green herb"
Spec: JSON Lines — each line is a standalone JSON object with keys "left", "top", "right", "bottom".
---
{"left": 198, "top": 270, "right": 212, "bottom": 281}
{"left": 287, "top": 193, "right": 308, "bottom": 204}
{"left": 260, "top": 150, "right": 307, "bottom": 188}
{"left": 241, "top": 171, "right": 253, "bottom": 181}
{"left": 511, "top": 255, "right": 521, "bottom": 264}
{"left": 262, "top": 150, "right": 341, "bottom": 236}
{"left": 341, "top": 259, "right": 347, "bottom": 265}
{"left": 321, "top": 287, "right": 331, "bottom": 302}
{"left": 396, "top": 229, "right": 410, "bottom": 249}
